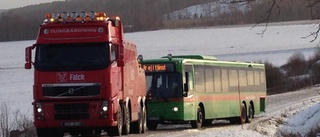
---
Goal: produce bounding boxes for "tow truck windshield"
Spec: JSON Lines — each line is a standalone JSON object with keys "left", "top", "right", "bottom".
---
{"left": 34, "top": 42, "right": 110, "bottom": 71}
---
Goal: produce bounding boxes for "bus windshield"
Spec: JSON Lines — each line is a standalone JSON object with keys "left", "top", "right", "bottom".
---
{"left": 34, "top": 42, "right": 110, "bottom": 71}
{"left": 146, "top": 73, "right": 183, "bottom": 99}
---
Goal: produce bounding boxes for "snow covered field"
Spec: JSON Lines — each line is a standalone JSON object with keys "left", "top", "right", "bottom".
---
{"left": 1, "top": 21, "right": 320, "bottom": 136}
{"left": 127, "top": 21, "right": 319, "bottom": 66}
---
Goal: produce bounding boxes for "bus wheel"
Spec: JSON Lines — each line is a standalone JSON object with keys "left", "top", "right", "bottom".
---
{"left": 191, "top": 106, "right": 204, "bottom": 129}
{"left": 146, "top": 121, "right": 158, "bottom": 130}
{"left": 240, "top": 103, "right": 247, "bottom": 124}
{"left": 230, "top": 104, "right": 247, "bottom": 124}
{"left": 246, "top": 103, "right": 254, "bottom": 123}
{"left": 123, "top": 105, "right": 130, "bottom": 135}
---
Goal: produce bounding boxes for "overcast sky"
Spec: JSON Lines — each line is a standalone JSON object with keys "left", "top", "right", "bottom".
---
{"left": 1, "top": 0, "right": 62, "bottom": 10}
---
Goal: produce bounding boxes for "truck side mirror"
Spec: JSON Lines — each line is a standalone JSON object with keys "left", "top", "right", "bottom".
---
{"left": 25, "top": 46, "right": 33, "bottom": 69}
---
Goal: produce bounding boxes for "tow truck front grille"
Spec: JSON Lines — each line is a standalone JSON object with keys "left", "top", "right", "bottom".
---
{"left": 42, "top": 83, "right": 100, "bottom": 97}
{"left": 54, "top": 103, "right": 89, "bottom": 120}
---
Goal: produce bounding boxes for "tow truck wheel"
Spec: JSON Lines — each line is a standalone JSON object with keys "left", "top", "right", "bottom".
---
{"left": 109, "top": 104, "right": 123, "bottom": 136}
{"left": 142, "top": 105, "right": 147, "bottom": 133}
{"left": 36, "top": 128, "right": 61, "bottom": 137}
{"left": 131, "top": 105, "right": 143, "bottom": 133}
{"left": 122, "top": 105, "right": 130, "bottom": 135}
{"left": 36, "top": 128, "right": 46, "bottom": 137}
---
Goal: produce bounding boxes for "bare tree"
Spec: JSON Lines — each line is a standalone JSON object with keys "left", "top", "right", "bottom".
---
{"left": 0, "top": 103, "right": 35, "bottom": 137}
{"left": 0, "top": 102, "right": 10, "bottom": 137}
{"left": 229, "top": 0, "right": 320, "bottom": 41}
{"left": 10, "top": 110, "right": 36, "bottom": 137}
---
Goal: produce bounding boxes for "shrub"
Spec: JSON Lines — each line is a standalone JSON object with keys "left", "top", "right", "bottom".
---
{"left": 308, "top": 46, "right": 320, "bottom": 85}
{"left": 0, "top": 102, "right": 36, "bottom": 137}
{"left": 264, "top": 61, "right": 285, "bottom": 94}
{"left": 283, "top": 52, "right": 307, "bottom": 77}
{"left": 0, "top": 102, "right": 9, "bottom": 137}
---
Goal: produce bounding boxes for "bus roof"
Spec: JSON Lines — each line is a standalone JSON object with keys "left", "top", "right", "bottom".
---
{"left": 141, "top": 55, "right": 264, "bottom": 69}
{"left": 161, "top": 55, "right": 217, "bottom": 61}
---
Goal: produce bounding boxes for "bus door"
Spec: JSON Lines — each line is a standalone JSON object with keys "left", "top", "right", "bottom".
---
{"left": 183, "top": 64, "right": 196, "bottom": 120}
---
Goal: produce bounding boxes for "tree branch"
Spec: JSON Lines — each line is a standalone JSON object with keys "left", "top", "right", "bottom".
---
{"left": 302, "top": 0, "right": 320, "bottom": 42}
{"left": 226, "top": 0, "right": 320, "bottom": 42}
{"left": 219, "top": 0, "right": 255, "bottom": 4}
{"left": 251, "top": 0, "right": 279, "bottom": 36}
{"left": 302, "top": 23, "right": 320, "bottom": 42}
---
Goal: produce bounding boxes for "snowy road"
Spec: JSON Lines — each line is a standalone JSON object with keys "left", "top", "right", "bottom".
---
{"left": 127, "top": 87, "right": 320, "bottom": 137}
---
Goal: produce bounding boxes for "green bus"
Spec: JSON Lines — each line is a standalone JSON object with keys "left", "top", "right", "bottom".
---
{"left": 140, "top": 54, "right": 266, "bottom": 129}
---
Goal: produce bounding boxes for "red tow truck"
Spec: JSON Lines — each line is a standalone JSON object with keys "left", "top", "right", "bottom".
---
{"left": 25, "top": 11, "right": 146, "bottom": 137}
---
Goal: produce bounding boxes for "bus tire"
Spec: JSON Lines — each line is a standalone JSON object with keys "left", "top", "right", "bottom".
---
{"left": 240, "top": 103, "right": 247, "bottom": 124}
{"left": 191, "top": 106, "right": 204, "bottom": 129}
{"left": 246, "top": 103, "right": 254, "bottom": 123}
{"left": 123, "top": 104, "right": 130, "bottom": 135}
{"left": 146, "top": 121, "right": 158, "bottom": 130}
{"left": 229, "top": 103, "right": 247, "bottom": 124}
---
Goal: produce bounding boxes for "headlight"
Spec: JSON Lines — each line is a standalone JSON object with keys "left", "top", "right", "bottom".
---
{"left": 52, "top": 12, "right": 59, "bottom": 20}
{"left": 102, "top": 106, "right": 108, "bottom": 112}
{"left": 101, "top": 101, "right": 108, "bottom": 112}
{"left": 37, "top": 108, "right": 42, "bottom": 113}
{"left": 89, "top": 11, "right": 96, "bottom": 19}
{"left": 80, "top": 11, "right": 87, "bottom": 18}
{"left": 36, "top": 102, "right": 43, "bottom": 113}
{"left": 61, "top": 12, "right": 69, "bottom": 20}
{"left": 70, "top": 12, "right": 78, "bottom": 19}
{"left": 172, "top": 107, "right": 179, "bottom": 112}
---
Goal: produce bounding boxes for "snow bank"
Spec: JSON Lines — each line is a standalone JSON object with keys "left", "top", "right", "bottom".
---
{"left": 248, "top": 93, "right": 320, "bottom": 137}
{"left": 279, "top": 103, "right": 320, "bottom": 136}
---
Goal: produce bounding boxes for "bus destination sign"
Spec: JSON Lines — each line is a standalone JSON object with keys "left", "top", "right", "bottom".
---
{"left": 142, "top": 63, "right": 174, "bottom": 72}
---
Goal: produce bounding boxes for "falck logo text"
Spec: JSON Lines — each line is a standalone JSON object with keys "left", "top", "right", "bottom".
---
{"left": 57, "top": 72, "right": 85, "bottom": 83}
